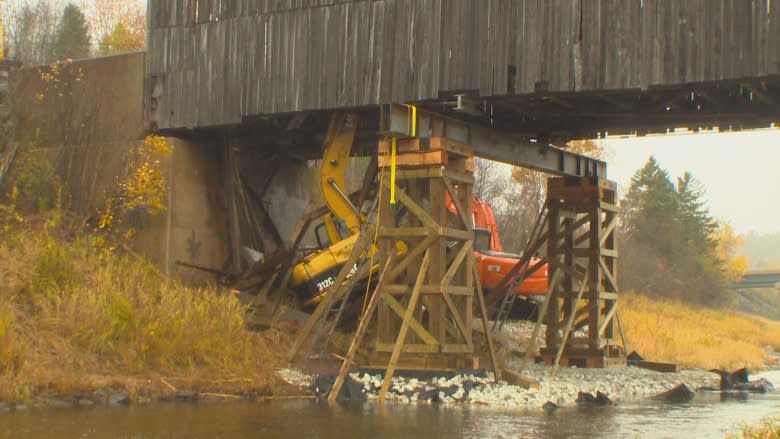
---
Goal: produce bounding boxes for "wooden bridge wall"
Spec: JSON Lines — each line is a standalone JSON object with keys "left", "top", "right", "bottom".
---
{"left": 147, "top": 0, "right": 780, "bottom": 130}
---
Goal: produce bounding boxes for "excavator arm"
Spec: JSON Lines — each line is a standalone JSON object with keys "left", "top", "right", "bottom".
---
{"left": 320, "top": 113, "right": 361, "bottom": 235}
{"left": 290, "top": 113, "right": 372, "bottom": 305}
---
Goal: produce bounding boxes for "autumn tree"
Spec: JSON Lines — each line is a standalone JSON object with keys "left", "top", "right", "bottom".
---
{"left": 715, "top": 222, "right": 748, "bottom": 284}
{"left": 471, "top": 159, "right": 523, "bottom": 252}
{"left": 1, "top": 0, "right": 63, "bottom": 65}
{"left": 84, "top": 0, "right": 146, "bottom": 53}
{"left": 51, "top": 3, "right": 91, "bottom": 60}
{"left": 472, "top": 158, "right": 541, "bottom": 253}
{"left": 97, "top": 20, "right": 144, "bottom": 56}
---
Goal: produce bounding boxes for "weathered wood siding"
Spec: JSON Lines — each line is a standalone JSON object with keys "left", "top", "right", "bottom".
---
{"left": 147, "top": 0, "right": 780, "bottom": 129}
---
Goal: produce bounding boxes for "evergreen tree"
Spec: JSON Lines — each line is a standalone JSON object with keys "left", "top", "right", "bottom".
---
{"left": 52, "top": 3, "right": 91, "bottom": 60}
{"left": 676, "top": 172, "right": 717, "bottom": 247}
{"left": 619, "top": 156, "right": 730, "bottom": 306}
{"left": 675, "top": 172, "right": 729, "bottom": 304}
{"left": 620, "top": 156, "right": 684, "bottom": 297}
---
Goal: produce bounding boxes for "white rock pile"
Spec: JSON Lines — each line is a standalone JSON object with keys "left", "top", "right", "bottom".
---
{"left": 276, "top": 368, "right": 315, "bottom": 388}
{"left": 276, "top": 321, "right": 725, "bottom": 408}
{"left": 276, "top": 363, "right": 720, "bottom": 409}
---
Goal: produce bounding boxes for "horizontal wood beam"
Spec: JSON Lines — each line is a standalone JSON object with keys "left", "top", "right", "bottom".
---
{"left": 383, "top": 285, "right": 475, "bottom": 296}
{"left": 374, "top": 343, "right": 474, "bottom": 354}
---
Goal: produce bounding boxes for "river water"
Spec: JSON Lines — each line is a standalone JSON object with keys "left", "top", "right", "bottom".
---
{"left": 2, "top": 370, "right": 779, "bottom": 439}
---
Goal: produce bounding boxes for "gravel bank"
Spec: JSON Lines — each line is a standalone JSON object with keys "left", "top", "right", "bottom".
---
{"left": 277, "top": 362, "right": 720, "bottom": 409}
{"left": 276, "top": 321, "right": 724, "bottom": 408}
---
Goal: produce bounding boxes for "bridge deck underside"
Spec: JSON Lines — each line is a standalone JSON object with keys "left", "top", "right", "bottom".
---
{"left": 169, "top": 74, "right": 779, "bottom": 159}
{"left": 413, "top": 75, "right": 780, "bottom": 143}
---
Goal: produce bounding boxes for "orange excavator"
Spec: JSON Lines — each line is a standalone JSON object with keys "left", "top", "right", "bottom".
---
{"left": 446, "top": 193, "right": 548, "bottom": 298}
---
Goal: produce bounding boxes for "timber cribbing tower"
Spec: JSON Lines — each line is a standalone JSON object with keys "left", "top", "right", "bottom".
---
{"left": 146, "top": 0, "right": 780, "bottom": 379}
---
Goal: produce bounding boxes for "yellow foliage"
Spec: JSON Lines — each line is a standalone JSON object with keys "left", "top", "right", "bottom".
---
{"left": 621, "top": 292, "right": 780, "bottom": 370}
{"left": 123, "top": 134, "right": 172, "bottom": 215}
{"left": 36, "top": 60, "right": 84, "bottom": 103}
{"left": 96, "top": 135, "right": 172, "bottom": 248}
{"left": 98, "top": 20, "right": 146, "bottom": 56}
{"left": 714, "top": 222, "right": 749, "bottom": 283}
{"left": 727, "top": 255, "right": 749, "bottom": 281}
{"left": 729, "top": 417, "right": 780, "bottom": 439}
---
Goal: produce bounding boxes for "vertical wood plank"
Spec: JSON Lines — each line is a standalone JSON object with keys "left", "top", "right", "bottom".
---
{"left": 147, "top": 0, "right": 779, "bottom": 129}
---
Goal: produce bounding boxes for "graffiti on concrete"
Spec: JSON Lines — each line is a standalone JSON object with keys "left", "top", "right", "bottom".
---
{"left": 187, "top": 229, "right": 202, "bottom": 262}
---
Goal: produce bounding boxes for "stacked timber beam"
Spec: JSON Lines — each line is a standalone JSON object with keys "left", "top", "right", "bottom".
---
{"left": 539, "top": 177, "right": 624, "bottom": 368}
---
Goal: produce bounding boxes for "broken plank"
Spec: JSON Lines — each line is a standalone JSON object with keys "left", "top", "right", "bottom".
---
{"left": 501, "top": 368, "right": 541, "bottom": 389}
{"left": 636, "top": 360, "right": 678, "bottom": 373}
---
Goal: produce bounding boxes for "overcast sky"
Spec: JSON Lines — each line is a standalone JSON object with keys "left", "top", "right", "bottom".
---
{"left": 601, "top": 128, "right": 780, "bottom": 235}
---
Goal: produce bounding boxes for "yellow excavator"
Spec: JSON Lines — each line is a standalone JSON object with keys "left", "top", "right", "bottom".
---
{"left": 288, "top": 113, "right": 404, "bottom": 306}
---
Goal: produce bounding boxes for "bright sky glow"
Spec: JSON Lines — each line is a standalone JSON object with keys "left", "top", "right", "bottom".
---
{"left": 602, "top": 128, "right": 780, "bottom": 235}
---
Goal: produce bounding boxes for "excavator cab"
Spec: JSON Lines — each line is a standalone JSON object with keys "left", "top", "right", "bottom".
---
{"left": 473, "top": 227, "right": 493, "bottom": 253}
{"left": 313, "top": 215, "right": 351, "bottom": 251}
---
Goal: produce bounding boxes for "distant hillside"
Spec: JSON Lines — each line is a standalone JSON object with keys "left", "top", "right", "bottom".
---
{"left": 740, "top": 231, "right": 780, "bottom": 269}
{"left": 735, "top": 288, "right": 780, "bottom": 321}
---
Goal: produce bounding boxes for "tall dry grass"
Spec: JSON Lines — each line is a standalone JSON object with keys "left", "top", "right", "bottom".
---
{"left": 0, "top": 213, "right": 288, "bottom": 403}
{"left": 729, "top": 417, "right": 780, "bottom": 439}
{"left": 621, "top": 292, "right": 780, "bottom": 370}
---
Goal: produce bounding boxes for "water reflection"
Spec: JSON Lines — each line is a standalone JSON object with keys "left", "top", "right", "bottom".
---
{"left": 1, "top": 371, "right": 778, "bottom": 439}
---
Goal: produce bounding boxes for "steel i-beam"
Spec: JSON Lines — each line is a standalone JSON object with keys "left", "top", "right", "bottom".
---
{"left": 379, "top": 104, "right": 607, "bottom": 178}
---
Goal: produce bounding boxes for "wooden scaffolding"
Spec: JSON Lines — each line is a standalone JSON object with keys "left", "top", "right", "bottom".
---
{"left": 370, "top": 137, "right": 492, "bottom": 370}
{"left": 321, "top": 134, "right": 500, "bottom": 403}
{"left": 538, "top": 176, "right": 624, "bottom": 368}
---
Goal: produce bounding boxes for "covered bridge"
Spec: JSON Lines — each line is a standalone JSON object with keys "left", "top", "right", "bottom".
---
{"left": 147, "top": 0, "right": 780, "bottom": 144}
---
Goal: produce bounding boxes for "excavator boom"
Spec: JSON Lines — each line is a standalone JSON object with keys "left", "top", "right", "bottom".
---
{"left": 320, "top": 114, "right": 361, "bottom": 234}
{"left": 290, "top": 113, "right": 377, "bottom": 306}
